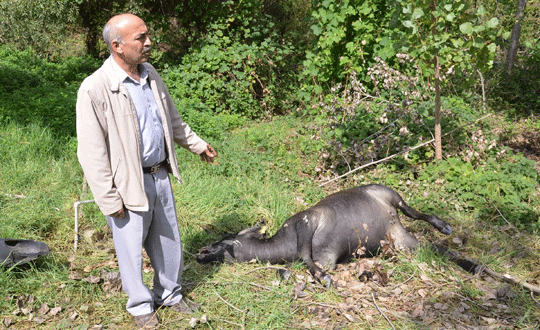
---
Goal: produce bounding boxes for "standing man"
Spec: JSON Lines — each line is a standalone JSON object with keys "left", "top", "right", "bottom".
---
{"left": 76, "top": 13, "right": 217, "bottom": 328}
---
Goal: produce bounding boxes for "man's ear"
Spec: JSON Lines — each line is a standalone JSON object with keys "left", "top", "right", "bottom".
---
{"left": 111, "top": 40, "right": 123, "bottom": 54}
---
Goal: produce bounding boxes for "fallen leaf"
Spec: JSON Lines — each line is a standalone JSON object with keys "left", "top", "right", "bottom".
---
{"left": 33, "top": 315, "right": 48, "bottom": 325}
{"left": 364, "top": 309, "right": 379, "bottom": 316}
{"left": 3, "top": 318, "right": 13, "bottom": 328}
{"left": 50, "top": 307, "right": 62, "bottom": 316}
{"left": 69, "top": 272, "right": 83, "bottom": 280}
{"left": 38, "top": 303, "right": 50, "bottom": 315}
{"left": 291, "top": 282, "right": 307, "bottom": 298}
{"left": 69, "top": 310, "right": 79, "bottom": 321}
{"left": 21, "top": 307, "right": 32, "bottom": 315}
{"left": 411, "top": 304, "right": 423, "bottom": 318}
{"left": 481, "top": 316, "right": 497, "bottom": 325}
{"left": 200, "top": 314, "right": 208, "bottom": 324}
{"left": 418, "top": 289, "right": 427, "bottom": 298}
{"left": 344, "top": 313, "right": 360, "bottom": 322}
{"left": 189, "top": 317, "right": 198, "bottom": 328}
{"left": 83, "top": 275, "right": 101, "bottom": 284}
{"left": 433, "top": 303, "right": 447, "bottom": 310}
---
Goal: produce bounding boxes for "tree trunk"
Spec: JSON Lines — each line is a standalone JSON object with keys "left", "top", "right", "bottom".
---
{"left": 434, "top": 54, "right": 442, "bottom": 160}
{"left": 505, "top": 0, "right": 527, "bottom": 75}
{"left": 78, "top": 0, "right": 119, "bottom": 58}
{"left": 431, "top": 0, "right": 442, "bottom": 160}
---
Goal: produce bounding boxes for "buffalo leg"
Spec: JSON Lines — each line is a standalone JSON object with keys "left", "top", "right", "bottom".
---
{"left": 295, "top": 219, "right": 332, "bottom": 287}
{"left": 397, "top": 203, "right": 452, "bottom": 235}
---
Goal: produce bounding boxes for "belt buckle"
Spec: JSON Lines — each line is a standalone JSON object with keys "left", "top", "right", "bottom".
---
{"left": 150, "top": 164, "right": 160, "bottom": 174}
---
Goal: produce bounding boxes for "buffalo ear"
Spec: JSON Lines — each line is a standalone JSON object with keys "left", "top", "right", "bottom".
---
{"left": 237, "top": 226, "right": 266, "bottom": 239}
{"left": 222, "top": 244, "right": 236, "bottom": 262}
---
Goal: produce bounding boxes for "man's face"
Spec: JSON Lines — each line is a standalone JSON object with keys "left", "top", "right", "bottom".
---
{"left": 115, "top": 18, "right": 152, "bottom": 66}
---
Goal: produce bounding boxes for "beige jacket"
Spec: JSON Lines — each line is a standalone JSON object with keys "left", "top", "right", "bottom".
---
{"left": 76, "top": 58, "right": 207, "bottom": 215}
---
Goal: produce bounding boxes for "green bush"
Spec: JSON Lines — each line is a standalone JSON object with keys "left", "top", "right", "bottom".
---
{"left": 0, "top": 46, "right": 100, "bottom": 138}
{"left": 301, "top": 0, "right": 396, "bottom": 90}
{"left": 419, "top": 155, "right": 539, "bottom": 232}
{"left": 161, "top": 1, "right": 303, "bottom": 119}
{"left": 0, "top": 0, "right": 80, "bottom": 59}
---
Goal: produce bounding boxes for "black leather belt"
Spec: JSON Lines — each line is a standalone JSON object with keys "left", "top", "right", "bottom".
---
{"left": 142, "top": 160, "right": 167, "bottom": 174}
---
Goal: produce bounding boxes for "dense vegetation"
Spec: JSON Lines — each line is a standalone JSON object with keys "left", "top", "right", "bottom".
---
{"left": 1, "top": 0, "right": 539, "bottom": 328}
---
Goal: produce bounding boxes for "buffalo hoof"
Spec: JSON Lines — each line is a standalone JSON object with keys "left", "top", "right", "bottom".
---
{"left": 0, "top": 239, "right": 50, "bottom": 268}
{"left": 427, "top": 215, "right": 453, "bottom": 235}
{"left": 440, "top": 224, "right": 452, "bottom": 236}
{"left": 321, "top": 274, "right": 333, "bottom": 288}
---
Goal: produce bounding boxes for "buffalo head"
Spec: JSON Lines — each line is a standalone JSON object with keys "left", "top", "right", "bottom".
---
{"left": 196, "top": 226, "right": 265, "bottom": 264}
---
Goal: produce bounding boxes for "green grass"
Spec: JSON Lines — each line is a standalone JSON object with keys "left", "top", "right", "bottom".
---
{"left": 1, "top": 108, "right": 540, "bottom": 328}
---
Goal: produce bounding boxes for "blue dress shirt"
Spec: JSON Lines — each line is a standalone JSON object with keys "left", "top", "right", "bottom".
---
{"left": 110, "top": 57, "right": 166, "bottom": 168}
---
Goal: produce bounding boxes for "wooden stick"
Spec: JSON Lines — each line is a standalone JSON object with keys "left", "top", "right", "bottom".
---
{"left": 481, "top": 266, "right": 540, "bottom": 295}
{"left": 372, "top": 293, "right": 395, "bottom": 330}
{"left": 213, "top": 289, "right": 244, "bottom": 313}
{"left": 320, "top": 138, "right": 435, "bottom": 186}
{"left": 245, "top": 265, "right": 288, "bottom": 274}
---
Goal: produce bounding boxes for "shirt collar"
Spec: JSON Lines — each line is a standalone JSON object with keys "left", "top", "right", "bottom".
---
{"left": 108, "top": 55, "right": 148, "bottom": 85}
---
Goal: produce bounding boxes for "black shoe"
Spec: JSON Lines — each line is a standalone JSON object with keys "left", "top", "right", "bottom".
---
{"left": 134, "top": 312, "right": 159, "bottom": 328}
{"left": 171, "top": 297, "right": 201, "bottom": 314}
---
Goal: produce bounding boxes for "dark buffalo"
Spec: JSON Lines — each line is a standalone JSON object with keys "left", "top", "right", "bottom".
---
{"left": 196, "top": 184, "right": 477, "bottom": 286}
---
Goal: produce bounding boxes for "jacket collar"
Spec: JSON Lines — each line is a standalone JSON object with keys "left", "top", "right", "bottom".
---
{"left": 104, "top": 56, "right": 150, "bottom": 93}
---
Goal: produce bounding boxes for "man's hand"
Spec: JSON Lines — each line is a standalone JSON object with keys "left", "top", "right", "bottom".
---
{"left": 200, "top": 144, "right": 218, "bottom": 164}
{"left": 110, "top": 208, "right": 125, "bottom": 218}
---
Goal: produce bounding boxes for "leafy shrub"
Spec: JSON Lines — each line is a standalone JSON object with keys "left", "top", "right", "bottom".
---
{"left": 419, "top": 155, "right": 539, "bottom": 232}
{"left": 0, "top": 46, "right": 100, "bottom": 138}
{"left": 0, "top": 0, "right": 80, "bottom": 59}
{"left": 489, "top": 49, "right": 540, "bottom": 116}
{"left": 303, "top": 66, "right": 481, "bottom": 177}
{"left": 161, "top": 0, "right": 304, "bottom": 120}
{"left": 301, "top": 0, "right": 396, "bottom": 92}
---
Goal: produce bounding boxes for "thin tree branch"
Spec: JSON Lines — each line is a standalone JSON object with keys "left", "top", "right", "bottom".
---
{"left": 213, "top": 289, "right": 244, "bottom": 313}
{"left": 480, "top": 267, "right": 540, "bottom": 295}
{"left": 372, "top": 292, "right": 395, "bottom": 330}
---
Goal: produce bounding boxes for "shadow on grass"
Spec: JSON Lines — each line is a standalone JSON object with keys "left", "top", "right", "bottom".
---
{"left": 182, "top": 211, "right": 254, "bottom": 291}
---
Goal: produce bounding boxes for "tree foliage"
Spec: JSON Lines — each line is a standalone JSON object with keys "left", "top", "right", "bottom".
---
{"left": 0, "top": 0, "right": 79, "bottom": 59}
{"left": 161, "top": 0, "right": 307, "bottom": 120}
{"left": 301, "top": 0, "right": 396, "bottom": 93}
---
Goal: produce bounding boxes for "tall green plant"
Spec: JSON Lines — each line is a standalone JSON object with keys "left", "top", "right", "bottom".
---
{"left": 394, "top": 0, "right": 502, "bottom": 159}
{"left": 301, "top": 0, "right": 396, "bottom": 97}
{"left": 0, "top": 0, "right": 79, "bottom": 59}
{"left": 162, "top": 1, "right": 301, "bottom": 118}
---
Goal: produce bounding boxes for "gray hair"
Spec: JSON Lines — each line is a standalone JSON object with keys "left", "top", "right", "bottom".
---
{"left": 103, "top": 23, "right": 124, "bottom": 53}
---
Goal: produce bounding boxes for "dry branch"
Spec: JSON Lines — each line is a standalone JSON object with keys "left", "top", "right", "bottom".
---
{"left": 480, "top": 266, "right": 540, "bottom": 295}
{"left": 213, "top": 289, "right": 244, "bottom": 313}
{"left": 372, "top": 293, "right": 395, "bottom": 330}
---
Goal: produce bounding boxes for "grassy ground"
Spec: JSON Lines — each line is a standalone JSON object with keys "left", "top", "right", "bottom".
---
{"left": 1, "top": 114, "right": 539, "bottom": 329}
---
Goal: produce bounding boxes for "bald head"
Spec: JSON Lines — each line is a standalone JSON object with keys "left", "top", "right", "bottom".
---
{"left": 103, "top": 13, "right": 145, "bottom": 53}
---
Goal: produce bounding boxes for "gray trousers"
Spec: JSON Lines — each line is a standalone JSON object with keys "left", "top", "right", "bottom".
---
{"left": 106, "top": 167, "right": 184, "bottom": 316}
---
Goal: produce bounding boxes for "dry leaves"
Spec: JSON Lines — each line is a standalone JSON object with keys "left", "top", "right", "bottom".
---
{"left": 286, "top": 248, "right": 524, "bottom": 329}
